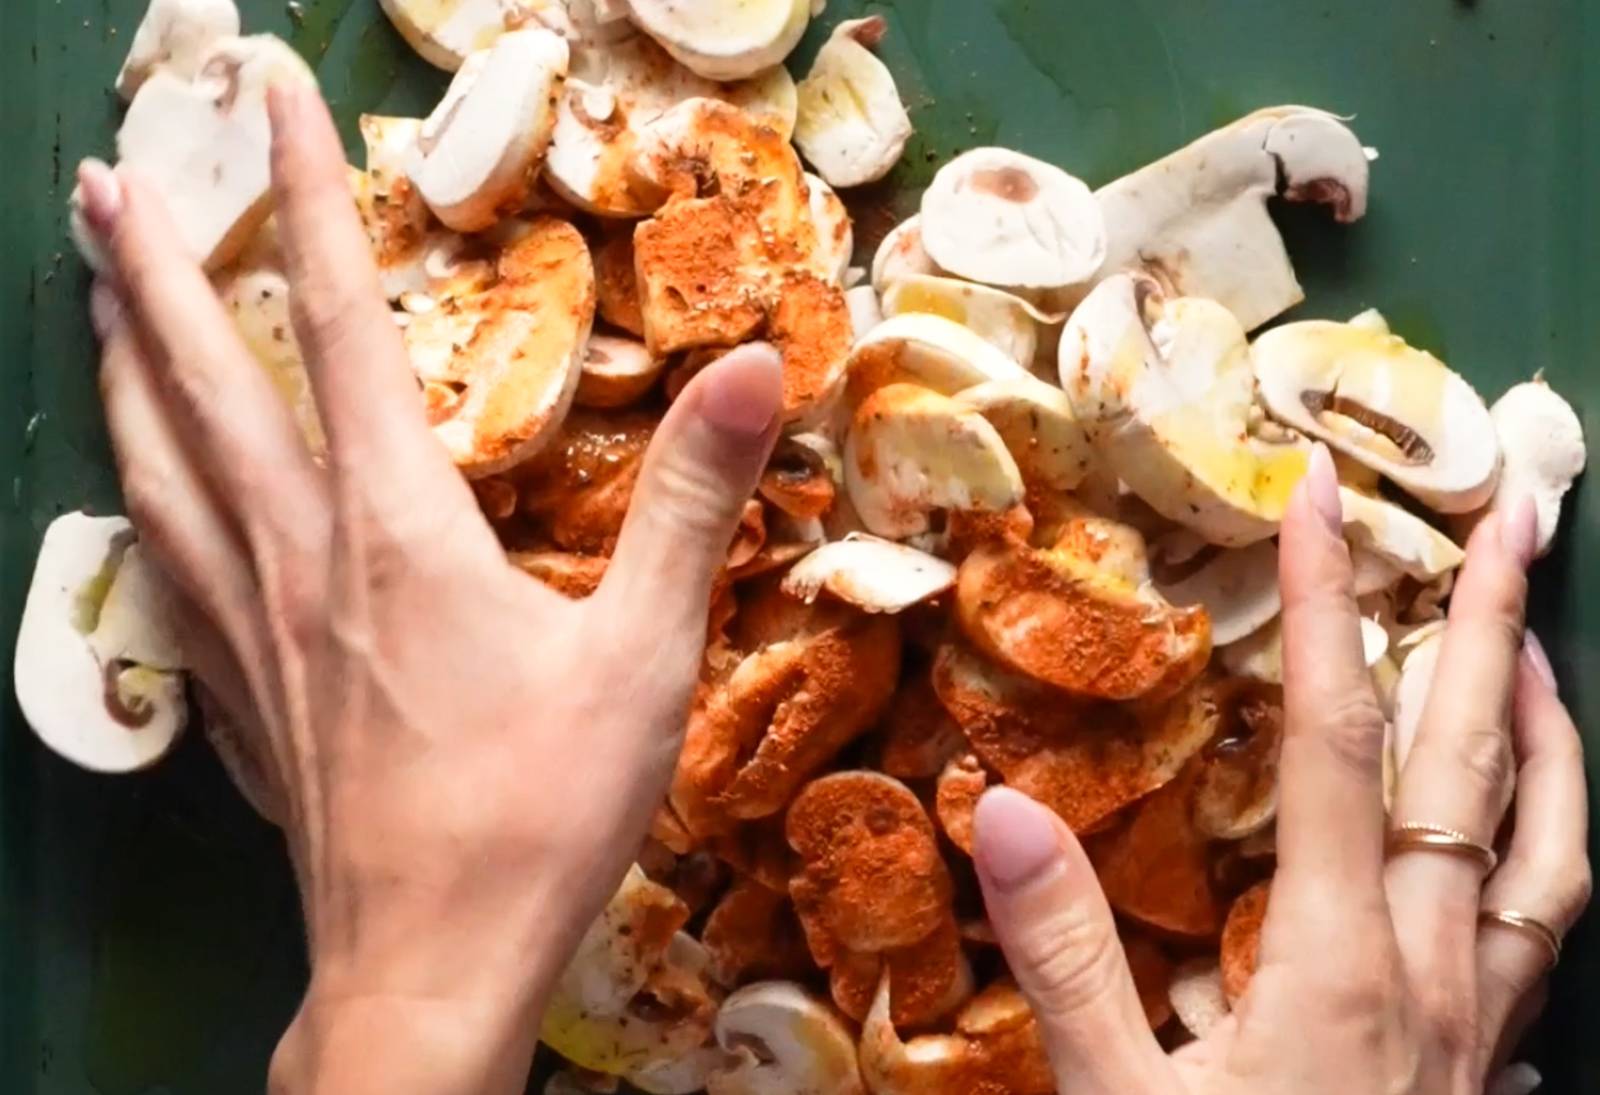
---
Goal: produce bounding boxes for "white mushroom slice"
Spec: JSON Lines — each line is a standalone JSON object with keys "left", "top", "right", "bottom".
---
{"left": 115, "top": 0, "right": 240, "bottom": 100}
{"left": 882, "top": 275, "right": 1046, "bottom": 368}
{"left": 1349, "top": 307, "right": 1391, "bottom": 335}
{"left": 806, "top": 174, "right": 854, "bottom": 286}
{"left": 793, "top": 16, "right": 911, "bottom": 188}
{"left": 216, "top": 266, "right": 326, "bottom": 455}
{"left": 848, "top": 313, "right": 1029, "bottom": 402}
{"left": 1153, "top": 540, "right": 1281, "bottom": 647}
{"left": 1476, "top": 379, "right": 1586, "bottom": 556}
{"left": 15, "top": 514, "right": 188, "bottom": 774}
{"left": 1220, "top": 618, "right": 1283, "bottom": 685}
{"left": 706, "top": 982, "right": 865, "bottom": 1095}
{"left": 576, "top": 334, "right": 662, "bottom": 408}
{"left": 405, "top": 216, "right": 596, "bottom": 477}
{"left": 116, "top": 35, "right": 316, "bottom": 271}
{"left": 1360, "top": 617, "right": 1390, "bottom": 667}
{"left": 1339, "top": 488, "right": 1465, "bottom": 581}
{"left": 781, "top": 535, "right": 957, "bottom": 613}
{"left": 1095, "top": 106, "right": 1370, "bottom": 332}
{"left": 1061, "top": 273, "right": 1311, "bottom": 546}
{"left": 1252, "top": 319, "right": 1500, "bottom": 513}
{"left": 921, "top": 148, "right": 1105, "bottom": 290}
{"left": 870, "top": 216, "right": 940, "bottom": 294}
{"left": 844, "top": 384, "right": 1025, "bottom": 539}
{"left": 377, "top": 0, "right": 522, "bottom": 71}
{"left": 845, "top": 285, "right": 883, "bottom": 341}
{"left": 728, "top": 65, "right": 799, "bottom": 140}
{"left": 953, "top": 378, "right": 1092, "bottom": 492}
{"left": 406, "top": 30, "right": 569, "bottom": 233}
{"left": 624, "top": 0, "right": 811, "bottom": 81}
{"left": 1169, "top": 959, "right": 1229, "bottom": 1039}
{"left": 1391, "top": 629, "right": 1444, "bottom": 774}
{"left": 1351, "top": 546, "right": 1404, "bottom": 598}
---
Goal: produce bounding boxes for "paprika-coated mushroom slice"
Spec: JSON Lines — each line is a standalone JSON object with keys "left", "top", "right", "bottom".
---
{"left": 515, "top": 409, "right": 655, "bottom": 554}
{"left": 701, "top": 880, "right": 813, "bottom": 989}
{"left": 953, "top": 377, "right": 1093, "bottom": 493}
{"left": 858, "top": 978, "right": 1057, "bottom": 1095}
{"left": 706, "top": 982, "right": 865, "bottom": 1095}
{"left": 592, "top": 229, "right": 645, "bottom": 334}
{"left": 1192, "top": 678, "right": 1284, "bottom": 840}
{"left": 934, "top": 753, "right": 988, "bottom": 855}
{"left": 624, "top": 0, "right": 812, "bottom": 81}
{"left": 1220, "top": 881, "right": 1270, "bottom": 1003}
{"left": 759, "top": 435, "right": 839, "bottom": 521}
{"left": 846, "top": 313, "right": 1032, "bottom": 406}
{"left": 827, "top": 919, "right": 973, "bottom": 1029}
{"left": 781, "top": 535, "right": 957, "bottom": 614}
{"left": 576, "top": 333, "right": 663, "bottom": 408}
{"left": 877, "top": 673, "right": 967, "bottom": 782}
{"left": 116, "top": 0, "right": 240, "bottom": 100}
{"left": 793, "top": 16, "right": 912, "bottom": 188}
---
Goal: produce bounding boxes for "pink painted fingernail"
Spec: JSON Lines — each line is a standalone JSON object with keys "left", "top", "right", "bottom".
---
{"left": 1499, "top": 495, "right": 1539, "bottom": 570}
{"left": 696, "top": 343, "right": 783, "bottom": 440}
{"left": 1306, "top": 443, "right": 1343, "bottom": 535}
{"left": 1524, "top": 630, "right": 1558, "bottom": 692}
{"left": 974, "top": 787, "right": 1063, "bottom": 893}
{"left": 76, "top": 159, "right": 123, "bottom": 238}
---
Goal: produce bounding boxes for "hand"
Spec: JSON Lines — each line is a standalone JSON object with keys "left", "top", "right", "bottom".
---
{"left": 74, "top": 82, "right": 781, "bottom": 1094}
{"left": 971, "top": 445, "right": 1590, "bottom": 1095}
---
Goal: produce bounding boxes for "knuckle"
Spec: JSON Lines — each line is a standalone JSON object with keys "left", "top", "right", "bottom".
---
{"left": 1446, "top": 724, "right": 1515, "bottom": 801}
{"left": 1011, "top": 907, "right": 1125, "bottom": 1019}
{"left": 1414, "top": 981, "right": 1477, "bottom": 1057}
{"left": 1303, "top": 692, "right": 1388, "bottom": 779}
{"left": 648, "top": 458, "right": 741, "bottom": 543}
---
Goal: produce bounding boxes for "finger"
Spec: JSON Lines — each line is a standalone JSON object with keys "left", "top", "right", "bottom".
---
{"left": 1388, "top": 502, "right": 1538, "bottom": 1019}
{"left": 79, "top": 160, "right": 324, "bottom": 553}
{"left": 267, "top": 81, "right": 452, "bottom": 485}
{"left": 1477, "top": 639, "right": 1590, "bottom": 1065}
{"left": 974, "top": 788, "right": 1176, "bottom": 1095}
{"left": 599, "top": 344, "right": 782, "bottom": 652}
{"left": 1275, "top": 444, "right": 1389, "bottom": 902}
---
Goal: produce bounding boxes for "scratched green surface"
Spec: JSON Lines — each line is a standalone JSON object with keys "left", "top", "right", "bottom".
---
{"left": 1, "top": 0, "right": 1598, "bottom": 1091}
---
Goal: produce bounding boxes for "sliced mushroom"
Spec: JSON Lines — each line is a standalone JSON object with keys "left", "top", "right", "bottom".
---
{"left": 114, "top": 35, "right": 316, "bottom": 271}
{"left": 781, "top": 535, "right": 956, "bottom": 614}
{"left": 877, "top": 673, "right": 967, "bottom": 782}
{"left": 1220, "top": 882, "right": 1270, "bottom": 1002}
{"left": 827, "top": 920, "right": 973, "bottom": 1029}
{"left": 932, "top": 644, "right": 1219, "bottom": 832}
{"left": 950, "top": 379, "right": 1091, "bottom": 495}
{"left": 729, "top": 64, "right": 801, "bottom": 141}
{"left": 406, "top": 216, "right": 596, "bottom": 477}
{"left": 1153, "top": 540, "right": 1281, "bottom": 647}
{"left": 858, "top": 978, "right": 1056, "bottom": 1095}
{"left": 793, "top": 16, "right": 912, "bottom": 188}
{"left": 1252, "top": 319, "right": 1500, "bottom": 513}
{"left": 1168, "top": 959, "right": 1229, "bottom": 1040}
{"left": 516, "top": 409, "right": 655, "bottom": 554}
{"left": 1339, "top": 488, "right": 1465, "bottom": 581}
{"left": 15, "top": 514, "right": 188, "bottom": 773}
{"left": 1219, "top": 617, "right": 1283, "bottom": 685}
{"left": 215, "top": 264, "right": 326, "bottom": 456}
{"left": 805, "top": 174, "right": 854, "bottom": 286}
{"left": 1472, "top": 379, "right": 1586, "bottom": 555}
{"left": 706, "top": 983, "right": 865, "bottom": 1095}
{"left": 843, "top": 383, "right": 1024, "bottom": 539}
{"left": 624, "top": 0, "right": 812, "bottom": 81}
{"left": 955, "top": 535, "right": 1210, "bottom": 701}
{"left": 115, "top": 0, "right": 240, "bottom": 100}
{"left": 1095, "top": 106, "right": 1371, "bottom": 331}
{"left": 701, "top": 880, "right": 813, "bottom": 989}
{"left": 406, "top": 29, "right": 570, "bottom": 232}
{"left": 1391, "top": 629, "right": 1444, "bottom": 775}
{"left": 921, "top": 148, "right": 1105, "bottom": 290}
{"left": 870, "top": 216, "right": 940, "bottom": 295}
{"left": 934, "top": 753, "right": 987, "bottom": 854}
{"left": 576, "top": 334, "right": 663, "bottom": 408}
{"left": 882, "top": 275, "right": 1049, "bottom": 368}
{"left": 378, "top": 0, "right": 518, "bottom": 71}
{"left": 846, "top": 313, "right": 1031, "bottom": 406}
{"left": 759, "top": 435, "right": 839, "bottom": 521}
{"left": 511, "top": 552, "right": 609, "bottom": 599}
{"left": 845, "top": 285, "right": 883, "bottom": 341}
{"left": 592, "top": 229, "right": 644, "bottom": 335}
{"left": 1061, "top": 273, "right": 1311, "bottom": 545}
{"left": 1193, "top": 679, "right": 1284, "bottom": 840}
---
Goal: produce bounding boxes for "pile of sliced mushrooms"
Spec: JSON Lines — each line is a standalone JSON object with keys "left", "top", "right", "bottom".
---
{"left": 18, "top": 0, "right": 1588, "bottom": 1091}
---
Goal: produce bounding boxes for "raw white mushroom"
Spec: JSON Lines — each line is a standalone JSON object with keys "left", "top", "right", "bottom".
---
{"left": 1095, "top": 106, "right": 1371, "bottom": 331}
{"left": 1169, "top": 958, "right": 1229, "bottom": 1039}
{"left": 793, "top": 16, "right": 911, "bottom": 188}
{"left": 376, "top": 0, "right": 524, "bottom": 71}
{"left": 952, "top": 377, "right": 1092, "bottom": 491}
{"left": 870, "top": 216, "right": 940, "bottom": 294}
{"left": 705, "top": 982, "right": 865, "bottom": 1095}
{"left": 1475, "top": 379, "right": 1586, "bottom": 555}
{"left": 921, "top": 148, "right": 1106, "bottom": 290}
{"left": 624, "top": 0, "right": 812, "bottom": 80}
{"left": 15, "top": 514, "right": 188, "bottom": 774}
{"left": 216, "top": 265, "right": 326, "bottom": 455}
{"left": 847, "top": 313, "right": 1030, "bottom": 400}
{"left": 781, "top": 534, "right": 957, "bottom": 613}
{"left": 805, "top": 173, "right": 854, "bottom": 285}
{"left": 1220, "top": 618, "right": 1284, "bottom": 684}
{"left": 1339, "top": 488, "right": 1465, "bottom": 581}
{"left": 845, "top": 285, "right": 883, "bottom": 341}
{"left": 1060, "top": 273, "right": 1311, "bottom": 546}
{"left": 115, "top": 35, "right": 316, "bottom": 271}
{"left": 1253, "top": 319, "right": 1500, "bottom": 513}
{"left": 576, "top": 334, "right": 662, "bottom": 408}
{"left": 1153, "top": 540, "right": 1281, "bottom": 646}
{"left": 115, "top": 0, "right": 240, "bottom": 100}
{"left": 844, "top": 383, "right": 1024, "bottom": 539}
{"left": 881, "top": 275, "right": 1048, "bottom": 368}
{"left": 406, "top": 29, "right": 569, "bottom": 232}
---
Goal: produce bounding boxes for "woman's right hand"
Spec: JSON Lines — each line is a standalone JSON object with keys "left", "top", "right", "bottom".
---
{"left": 972, "top": 445, "right": 1590, "bottom": 1095}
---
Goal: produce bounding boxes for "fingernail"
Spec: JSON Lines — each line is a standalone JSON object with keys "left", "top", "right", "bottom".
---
{"left": 695, "top": 343, "right": 783, "bottom": 440}
{"left": 76, "top": 159, "right": 123, "bottom": 238}
{"left": 90, "top": 281, "right": 123, "bottom": 341}
{"left": 974, "top": 787, "right": 1063, "bottom": 893}
{"left": 1305, "top": 443, "right": 1343, "bottom": 535}
{"left": 1524, "top": 630, "right": 1558, "bottom": 692}
{"left": 1499, "top": 495, "right": 1539, "bottom": 570}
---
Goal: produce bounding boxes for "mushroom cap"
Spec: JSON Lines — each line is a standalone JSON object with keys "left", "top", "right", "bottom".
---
{"left": 846, "top": 313, "right": 1031, "bottom": 405}
{"left": 1061, "top": 273, "right": 1311, "bottom": 545}
{"left": 1339, "top": 488, "right": 1465, "bottom": 581}
{"left": 921, "top": 147, "right": 1106, "bottom": 290}
{"left": 882, "top": 275, "right": 1044, "bottom": 368}
{"left": 1252, "top": 319, "right": 1500, "bottom": 513}
{"left": 1153, "top": 540, "right": 1281, "bottom": 647}
{"left": 843, "top": 383, "right": 1025, "bottom": 540}
{"left": 625, "top": 0, "right": 812, "bottom": 81}
{"left": 576, "top": 333, "right": 662, "bottom": 408}
{"left": 793, "top": 16, "right": 912, "bottom": 188}
{"left": 408, "top": 29, "right": 569, "bottom": 233}
{"left": 406, "top": 216, "right": 596, "bottom": 478}
{"left": 953, "top": 377, "right": 1092, "bottom": 492}
{"left": 781, "top": 535, "right": 956, "bottom": 614}
{"left": 870, "top": 216, "right": 941, "bottom": 295}
{"left": 117, "top": 34, "right": 316, "bottom": 271}
{"left": 15, "top": 513, "right": 188, "bottom": 774}
{"left": 115, "top": 0, "right": 241, "bottom": 100}
{"left": 706, "top": 982, "right": 865, "bottom": 1095}
{"left": 1480, "top": 379, "right": 1586, "bottom": 555}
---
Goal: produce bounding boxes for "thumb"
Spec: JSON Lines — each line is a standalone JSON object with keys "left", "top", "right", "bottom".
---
{"left": 601, "top": 343, "right": 782, "bottom": 637}
{"left": 975, "top": 788, "right": 1174, "bottom": 1095}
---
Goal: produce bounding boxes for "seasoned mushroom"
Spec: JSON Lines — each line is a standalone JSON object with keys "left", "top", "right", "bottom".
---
{"left": 793, "top": 16, "right": 912, "bottom": 188}
{"left": 934, "top": 753, "right": 988, "bottom": 854}
{"left": 624, "top": 0, "right": 812, "bottom": 81}
{"left": 1220, "top": 882, "right": 1270, "bottom": 1002}
{"left": 706, "top": 983, "right": 865, "bottom": 1095}
{"left": 1192, "top": 679, "right": 1284, "bottom": 840}
{"left": 805, "top": 174, "right": 855, "bottom": 285}
{"left": 701, "top": 880, "right": 813, "bottom": 988}
{"left": 920, "top": 148, "right": 1106, "bottom": 290}
{"left": 877, "top": 674, "right": 967, "bottom": 782}
{"left": 592, "top": 229, "right": 645, "bottom": 334}
{"left": 858, "top": 978, "right": 1056, "bottom": 1095}
{"left": 953, "top": 378, "right": 1093, "bottom": 494}
{"left": 1061, "top": 272, "right": 1311, "bottom": 545}
{"left": 846, "top": 313, "right": 1031, "bottom": 406}
{"left": 115, "top": 0, "right": 240, "bottom": 99}
{"left": 760, "top": 435, "right": 839, "bottom": 521}
{"left": 576, "top": 334, "right": 663, "bottom": 408}
{"left": 871, "top": 216, "right": 941, "bottom": 295}
{"left": 1095, "top": 106, "right": 1371, "bottom": 331}
{"left": 1252, "top": 318, "right": 1500, "bottom": 513}
{"left": 516, "top": 409, "right": 655, "bottom": 554}
{"left": 781, "top": 535, "right": 957, "bottom": 614}
{"left": 827, "top": 920, "right": 973, "bottom": 1028}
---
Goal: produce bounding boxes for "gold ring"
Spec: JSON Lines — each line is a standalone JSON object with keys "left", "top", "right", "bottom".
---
{"left": 1386, "top": 823, "right": 1498, "bottom": 874}
{"left": 1480, "top": 909, "right": 1562, "bottom": 967}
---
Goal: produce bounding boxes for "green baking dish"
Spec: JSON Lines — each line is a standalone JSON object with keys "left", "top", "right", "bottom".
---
{"left": 2, "top": 0, "right": 1596, "bottom": 1090}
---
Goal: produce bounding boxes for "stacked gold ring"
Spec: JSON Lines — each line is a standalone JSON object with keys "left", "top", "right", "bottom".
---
{"left": 1386, "top": 822, "right": 1499, "bottom": 874}
{"left": 1480, "top": 910, "right": 1563, "bottom": 968}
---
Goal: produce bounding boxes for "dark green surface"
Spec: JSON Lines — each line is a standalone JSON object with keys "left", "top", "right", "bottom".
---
{"left": 2, "top": 0, "right": 1597, "bottom": 1090}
